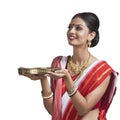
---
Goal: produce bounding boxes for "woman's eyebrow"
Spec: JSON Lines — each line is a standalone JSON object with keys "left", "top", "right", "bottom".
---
{"left": 70, "top": 23, "right": 85, "bottom": 28}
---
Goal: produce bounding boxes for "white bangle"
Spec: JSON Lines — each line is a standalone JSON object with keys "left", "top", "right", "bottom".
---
{"left": 67, "top": 84, "right": 78, "bottom": 97}
{"left": 42, "top": 92, "right": 53, "bottom": 99}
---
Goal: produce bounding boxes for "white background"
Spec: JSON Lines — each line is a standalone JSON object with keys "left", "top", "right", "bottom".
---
{"left": 0, "top": 0, "right": 119, "bottom": 119}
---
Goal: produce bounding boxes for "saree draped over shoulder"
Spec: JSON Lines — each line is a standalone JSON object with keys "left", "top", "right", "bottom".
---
{"left": 51, "top": 56, "right": 118, "bottom": 120}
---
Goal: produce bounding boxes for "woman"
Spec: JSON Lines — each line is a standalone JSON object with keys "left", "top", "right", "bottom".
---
{"left": 23, "top": 12, "right": 118, "bottom": 120}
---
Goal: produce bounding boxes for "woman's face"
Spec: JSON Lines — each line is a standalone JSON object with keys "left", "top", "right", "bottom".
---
{"left": 67, "top": 17, "right": 92, "bottom": 47}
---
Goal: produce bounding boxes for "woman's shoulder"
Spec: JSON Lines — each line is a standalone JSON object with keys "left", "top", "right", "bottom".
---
{"left": 51, "top": 55, "right": 70, "bottom": 66}
{"left": 90, "top": 54, "right": 110, "bottom": 66}
{"left": 52, "top": 55, "right": 70, "bottom": 62}
{"left": 88, "top": 54, "right": 114, "bottom": 73}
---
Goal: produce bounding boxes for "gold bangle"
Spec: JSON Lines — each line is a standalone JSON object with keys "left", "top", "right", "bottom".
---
{"left": 41, "top": 91, "right": 53, "bottom": 99}
{"left": 67, "top": 84, "right": 78, "bottom": 97}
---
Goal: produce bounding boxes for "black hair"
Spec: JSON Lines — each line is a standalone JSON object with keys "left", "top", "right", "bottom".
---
{"left": 72, "top": 12, "right": 100, "bottom": 47}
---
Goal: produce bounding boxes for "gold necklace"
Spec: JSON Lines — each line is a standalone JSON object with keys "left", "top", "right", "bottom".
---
{"left": 68, "top": 52, "right": 91, "bottom": 74}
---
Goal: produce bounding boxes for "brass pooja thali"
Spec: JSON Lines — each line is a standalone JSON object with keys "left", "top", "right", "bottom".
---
{"left": 18, "top": 67, "right": 61, "bottom": 75}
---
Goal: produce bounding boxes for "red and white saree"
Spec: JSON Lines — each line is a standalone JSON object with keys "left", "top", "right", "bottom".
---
{"left": 51, "top": 56, "right": 118, "bottom": 120}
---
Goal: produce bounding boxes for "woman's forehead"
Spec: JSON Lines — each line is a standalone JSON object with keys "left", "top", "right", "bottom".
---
{"left": 70, "top": 17, "right": 87, "bottom": 27}
{"left": 70, "top": 17, "right": 88, "bottom": 28}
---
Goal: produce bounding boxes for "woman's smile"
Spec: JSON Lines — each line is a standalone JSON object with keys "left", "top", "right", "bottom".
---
{"left": 68, "top": 34, "right": 77, "bottom": 41}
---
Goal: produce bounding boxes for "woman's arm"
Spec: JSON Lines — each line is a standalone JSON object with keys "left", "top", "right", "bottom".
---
{"left": 40, "top": 77, "right": 53, "bottom": 115}
{"left": 48, "top": 69, "right": 111, "bottom": 116}
{"left": 67, "top": 75, "right": 110, "bottom": 116}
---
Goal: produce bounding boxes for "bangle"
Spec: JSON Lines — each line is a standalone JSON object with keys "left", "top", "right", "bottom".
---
{"left": 41, "top": 91, "right": 53, "bottom": 99}
{"left": 67, "top": 84, "right": 78, "bottom": 97}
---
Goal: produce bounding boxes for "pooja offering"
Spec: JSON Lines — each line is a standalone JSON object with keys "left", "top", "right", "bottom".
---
{"left": 18, "top": 67, "right": 61, "bottom": 75}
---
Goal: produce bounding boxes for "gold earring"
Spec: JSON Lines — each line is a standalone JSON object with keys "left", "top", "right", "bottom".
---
{"left": 88, "top": 41, "right": 91, "bottom": 47}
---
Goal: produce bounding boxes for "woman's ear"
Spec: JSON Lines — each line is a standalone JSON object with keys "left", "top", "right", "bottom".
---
{"left": 89, "top": 31, "right": 96, "bottom": 41}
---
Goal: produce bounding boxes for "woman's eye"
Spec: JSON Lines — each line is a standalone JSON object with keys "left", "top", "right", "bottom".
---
{"left": 76, "top": 26, "right": 82, "bottom": 31}
{"left": 68, "top": 25, "right": 82, "bottom": 31}
{"left": 68, "top": 25, "right": 73, "bottom": 30}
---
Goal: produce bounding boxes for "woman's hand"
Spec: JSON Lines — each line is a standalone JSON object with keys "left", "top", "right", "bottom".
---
{"left": 48, "top": 69, "right": 71, "bottom": 80}
{"left": 21, "top": 73, "right": 48, "bottom": 81}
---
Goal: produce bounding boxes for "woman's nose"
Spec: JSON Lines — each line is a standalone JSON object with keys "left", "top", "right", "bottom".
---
{"left": 69, "top": 27, "right": 76, "bottom": 34}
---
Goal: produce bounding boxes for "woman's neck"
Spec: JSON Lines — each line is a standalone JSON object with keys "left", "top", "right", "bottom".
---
{"left": 72, "top": 47, "right": 90, "bottom": 65}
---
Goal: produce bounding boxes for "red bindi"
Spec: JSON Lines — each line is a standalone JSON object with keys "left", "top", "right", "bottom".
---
{"left": 72, "top": 23, "right": 76, "bottom": 26}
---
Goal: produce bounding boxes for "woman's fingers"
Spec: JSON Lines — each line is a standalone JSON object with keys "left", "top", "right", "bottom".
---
{"left": 21, "top": 73, "right": 48, "bottom": 80}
